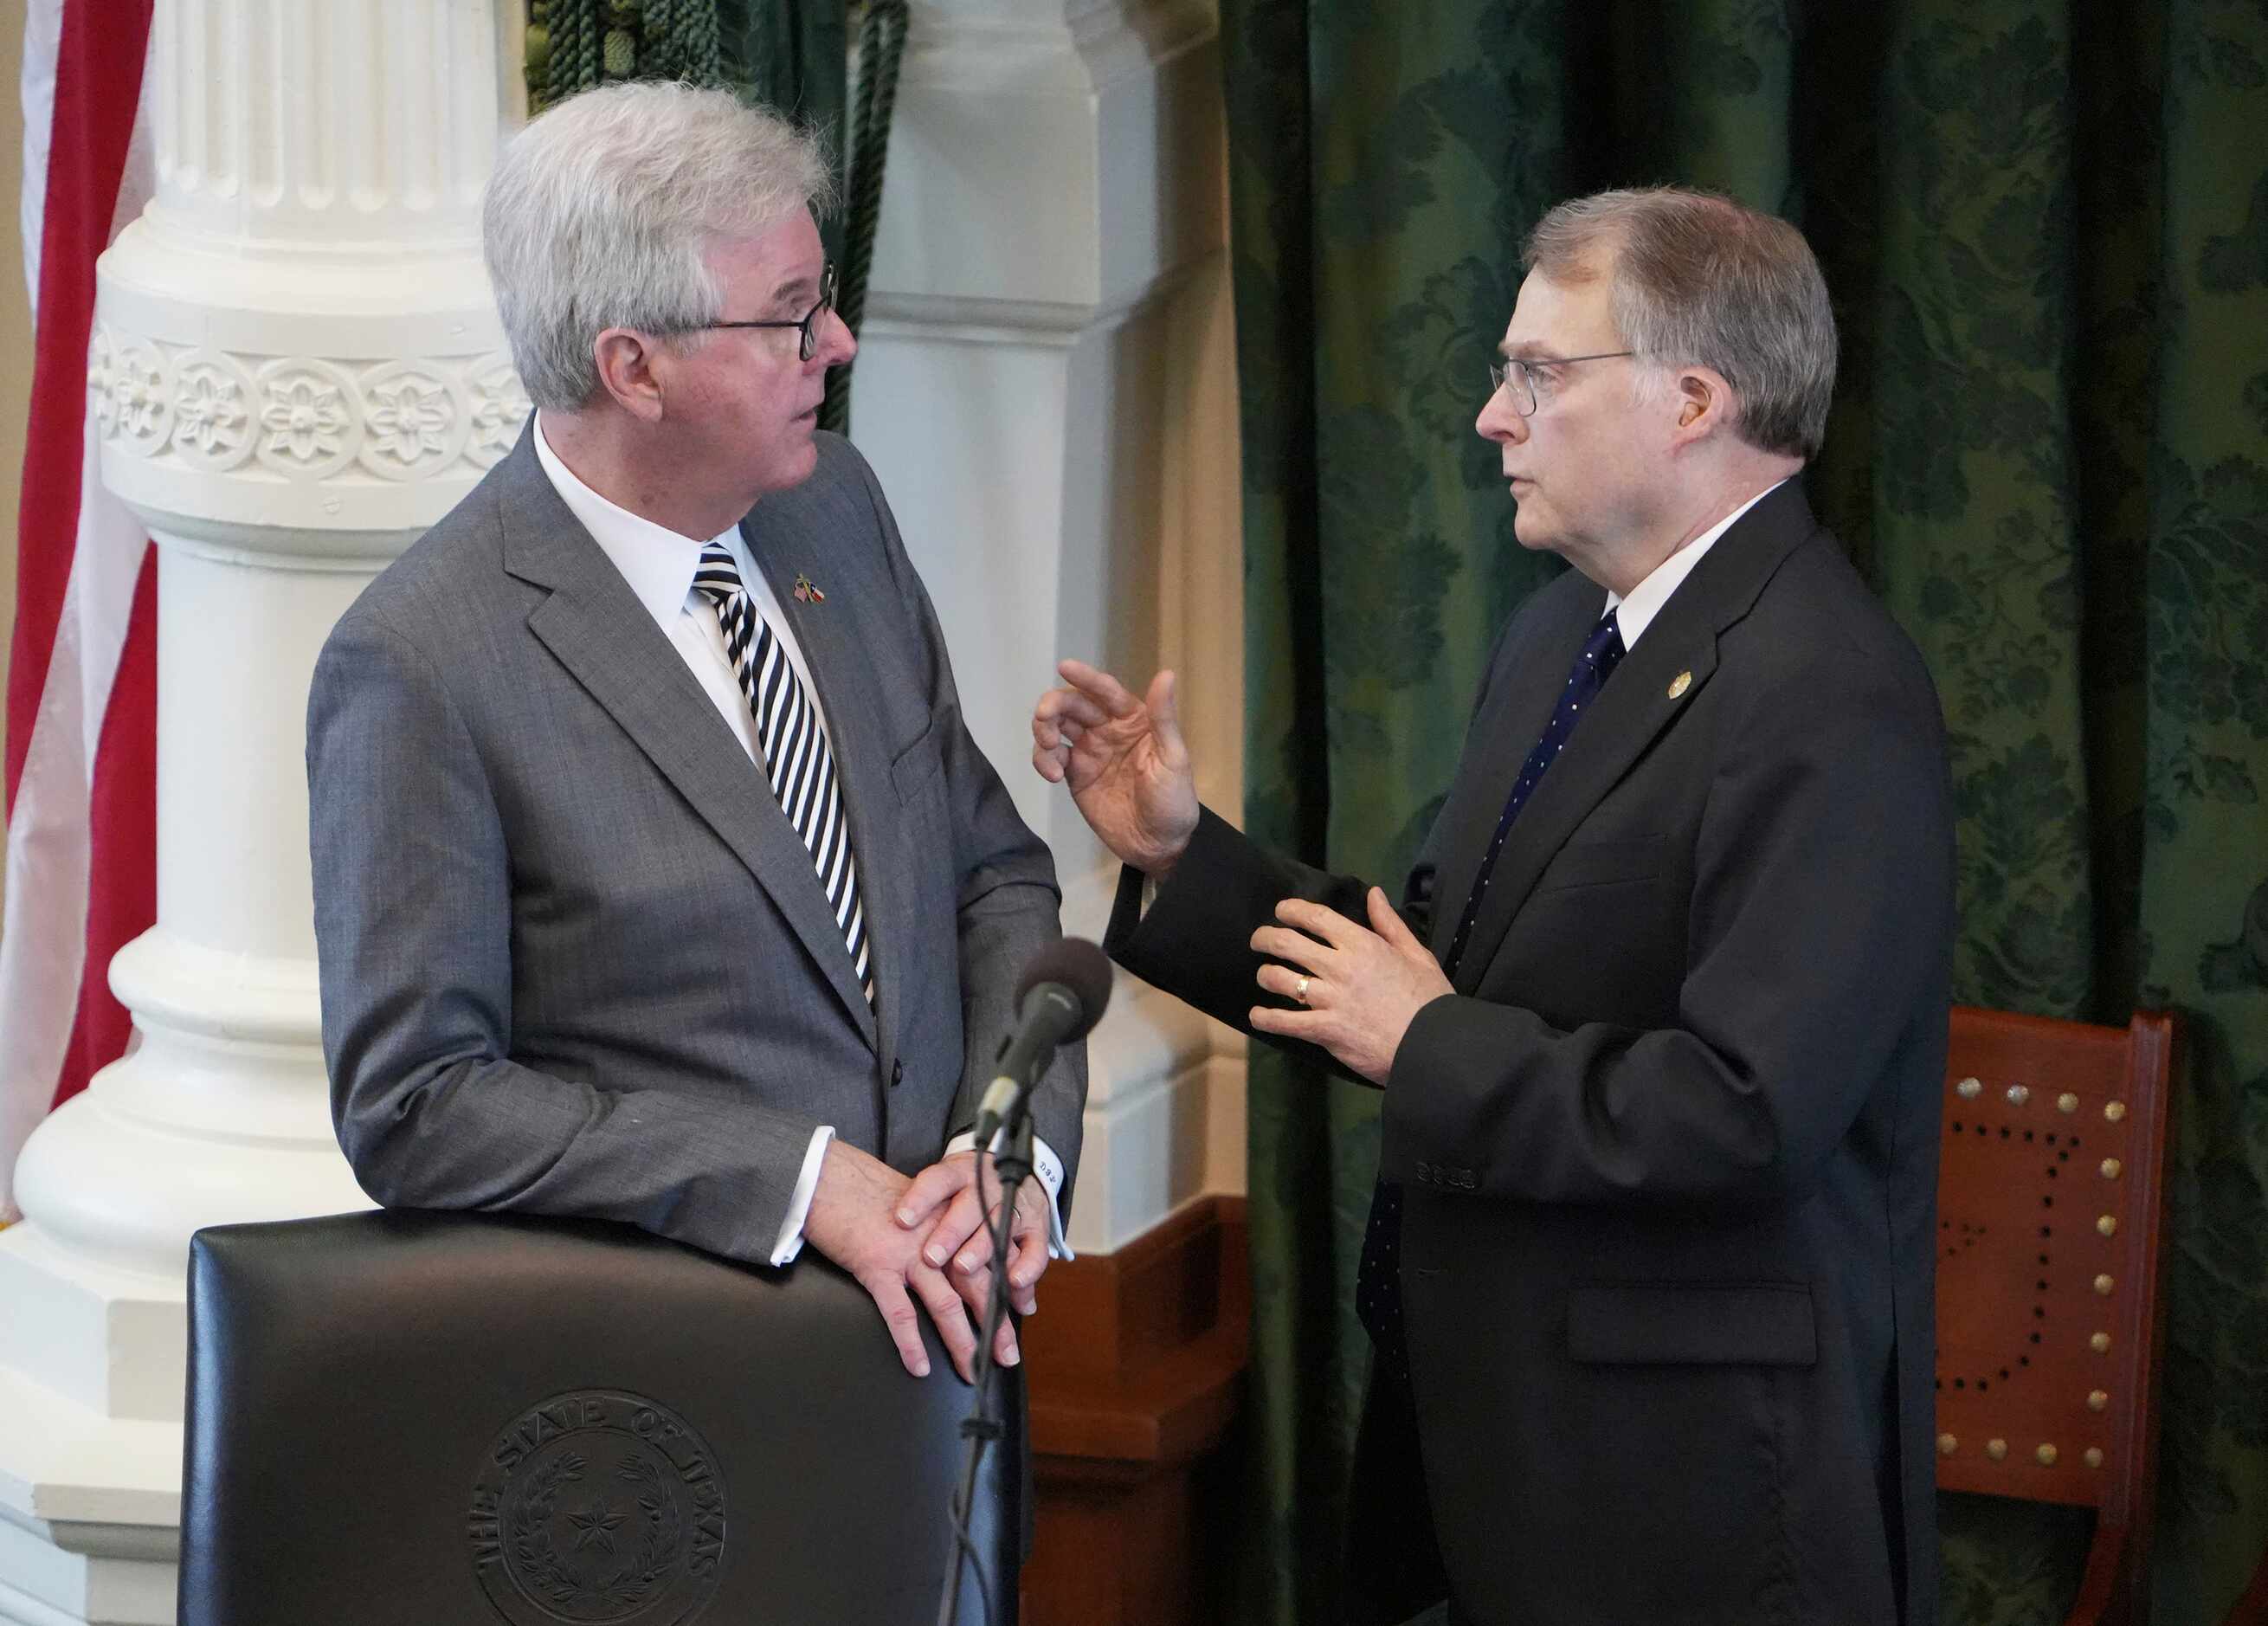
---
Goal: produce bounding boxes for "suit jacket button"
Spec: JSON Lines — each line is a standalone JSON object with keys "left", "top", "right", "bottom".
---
{"left": 890, "top": 1060, "right": 904, "bottom": 1087}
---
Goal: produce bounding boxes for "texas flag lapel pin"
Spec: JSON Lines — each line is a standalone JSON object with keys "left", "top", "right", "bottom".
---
{"left": 792, "top": 572, "right": 826, "bottom": 605}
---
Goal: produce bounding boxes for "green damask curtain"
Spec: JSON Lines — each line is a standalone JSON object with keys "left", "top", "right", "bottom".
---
{"left": 525, "top": 1, "right": 846, "bottom": 133}
{"left": 1226, "top": 3, "right": 2268, "bottom": 1623}
{"left": 713, "top": 0, "right": 850, "bottom": 265}
{"left": 524, "top": 0, "right": 847, "bottom": 255}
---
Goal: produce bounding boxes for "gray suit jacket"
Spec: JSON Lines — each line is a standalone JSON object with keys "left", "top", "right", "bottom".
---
{"left": 308, "top": 425, "right": 1084, "bottom": 1264}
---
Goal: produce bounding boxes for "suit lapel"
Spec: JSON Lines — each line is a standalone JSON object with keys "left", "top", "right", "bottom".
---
{"left": 741, "top": 501, "right": 908, "bottom": 1087}
{"left": 495, "top": 429, "right": 878, "bottom": 1047}
{"left": 1425, "top": 578, "right": 1601, "bottom": 962}
{"left": 1445, "top": 481, "right": 1818, "bottom": 991}
{"left": 1446, "top": 610, "right": 1719, "bottom": 993}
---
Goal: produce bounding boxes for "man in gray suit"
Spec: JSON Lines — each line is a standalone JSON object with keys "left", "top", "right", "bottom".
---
{"left": 307, "top": 82, "right": 1084, "bottom": 1385}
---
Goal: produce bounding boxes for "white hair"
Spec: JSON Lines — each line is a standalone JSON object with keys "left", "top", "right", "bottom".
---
{"left": 483, "top": 81, "right": 835, "bottom": 411}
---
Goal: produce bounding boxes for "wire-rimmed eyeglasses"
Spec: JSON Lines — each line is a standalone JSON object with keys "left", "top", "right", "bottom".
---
{"left": 1486, "top": 351, "right": 1635, "bottom": 416}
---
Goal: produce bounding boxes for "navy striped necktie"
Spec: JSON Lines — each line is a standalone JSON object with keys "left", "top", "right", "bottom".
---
{"left": 693, "top": 543, "right": 874, "bottom": 1007}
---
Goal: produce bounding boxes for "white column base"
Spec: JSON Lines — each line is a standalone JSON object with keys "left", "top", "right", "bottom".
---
{"left": 0, "top": 1359, "right": 180, "bottom": 1626}
{"left": 0, "top": 924, "right": 370, "bottom": 1623}
{"left": 0, "top": 923, "right": 372, "bottom": 1416}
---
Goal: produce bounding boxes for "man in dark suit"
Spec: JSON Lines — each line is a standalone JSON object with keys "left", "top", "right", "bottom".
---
{"left": 1033, "top": 188, "right": 1951, "bottom": 1624}
{"left": 309, "top": 82, "right": 1084, "bottom": 1387}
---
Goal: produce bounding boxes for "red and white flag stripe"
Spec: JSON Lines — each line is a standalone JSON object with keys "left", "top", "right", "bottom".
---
{"left": 2, "top": 0, "right": 158, "bottom": 1219}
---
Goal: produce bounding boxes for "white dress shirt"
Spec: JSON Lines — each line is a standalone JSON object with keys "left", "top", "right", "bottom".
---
{"left": 532, "top": 414, "right": 1068, "bottom": 1265}
{"left": 1603, "top": 478, "right": 1788, "bottom": 649}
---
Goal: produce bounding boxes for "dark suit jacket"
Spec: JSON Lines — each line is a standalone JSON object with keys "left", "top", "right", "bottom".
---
{"left": 1110, "top": 481, "right": 1950, "bottom": 1626}
{"left": 308, "top": 426, "right": 1084, "bottom": 1261}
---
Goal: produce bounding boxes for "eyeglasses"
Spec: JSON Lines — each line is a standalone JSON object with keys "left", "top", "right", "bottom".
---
{"left": 691, "top": 262, "right": 839, "bottom": 361}
{"left": 1485, "top": 351, "right": 1635, "bottom": 416}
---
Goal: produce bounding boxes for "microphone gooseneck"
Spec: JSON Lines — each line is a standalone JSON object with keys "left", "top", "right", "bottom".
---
{"left": 970, "top": 939, "right": 1111, "bottom": 1147}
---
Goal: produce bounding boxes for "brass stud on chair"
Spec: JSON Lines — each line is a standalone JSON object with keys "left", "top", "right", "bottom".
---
{"left": 1936, "top": 1433, "right": 1958, "bottom": 1455}
{"left": 2097, "top": 1214, "right": 2117, "bottom": 1236}
{"left": 2036, "top": 1443, "right": 2059, "bottom": 1466}
{"left": 2090, "top": 1331, "right": 2111, "bottom": 1354}
{"left": 2007, "top": 1084, "right": 2031, "bottom": 1106}
{"left": 2058, "top": 1092, "right": 2079, "bottom": 1113}
{"left": 2094, "top": 1274, "right": 2116, "bottom": 1295}
{"left": 2088, "top": 1390, "right": 2109, "bottom": 1412}
{"left": 2101, "top": 1158, "right": 2122, "bottom": 1179}
{"left": 1956, "top": 1077, "right": 1981, "bottom": 1100}
{"left": 1986, "top": 1439, "right": 2008, "bottom": 1461}
{"left": 2084, "top": 1448, "right": 2104, "bottom": 1468}
{"left": 2104, "top": 1100, "right": 2127, "bottom": 1123}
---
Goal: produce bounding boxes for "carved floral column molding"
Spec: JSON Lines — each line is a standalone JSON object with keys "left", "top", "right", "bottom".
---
{"left": 87, "top": 329, "right": 528, "bottom": 487}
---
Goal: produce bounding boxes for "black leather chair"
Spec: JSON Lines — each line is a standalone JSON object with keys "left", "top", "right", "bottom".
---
{"left": 180, "top": 1209, "right": 1021, "bottom": 1625}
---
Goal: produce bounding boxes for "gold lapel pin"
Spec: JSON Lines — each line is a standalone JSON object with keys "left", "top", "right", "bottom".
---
{"left": 792, "top": 572, "right": 826, "bottom": 604}
{"left": 1667, "top": 670, "right": 1692, "bottom": 699}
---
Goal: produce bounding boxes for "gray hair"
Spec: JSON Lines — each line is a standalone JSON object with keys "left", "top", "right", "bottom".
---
{"left": 1524, "top": 188, "right": 1837, "bottom": 460}
{"left": 483, "top": 81, "right": 836, "bottom": 411}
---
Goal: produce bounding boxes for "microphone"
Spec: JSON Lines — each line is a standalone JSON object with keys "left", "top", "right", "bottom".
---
{"left": 971, "top": 938, "right": 1112, "bottom": 1148}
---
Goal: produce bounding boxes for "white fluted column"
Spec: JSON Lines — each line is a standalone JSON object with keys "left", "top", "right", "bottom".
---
{"left": 850, "top": 0, "right": 1245, "bottom": 1252}
{"left": 0, "top": 4, "right": 519, "bottom": 1622}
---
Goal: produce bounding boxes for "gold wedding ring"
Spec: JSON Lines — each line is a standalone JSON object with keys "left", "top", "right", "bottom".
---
{"left": 1295, "top": 975, "right": 1311, "bottom": 1005}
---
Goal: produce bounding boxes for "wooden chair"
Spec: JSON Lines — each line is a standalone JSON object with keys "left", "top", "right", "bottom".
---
{"left": 1935, "top": 1006, "right": 2178, "bottom": 1626}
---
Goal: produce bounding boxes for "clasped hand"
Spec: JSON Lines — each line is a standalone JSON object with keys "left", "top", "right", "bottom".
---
{"left": 805, "top": 1140, "right": 1052, "bottom": 1384}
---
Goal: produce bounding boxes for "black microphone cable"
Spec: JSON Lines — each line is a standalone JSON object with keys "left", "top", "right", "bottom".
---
{"left": 935, "top": 1121, "right": 1032, "bottom": 1626}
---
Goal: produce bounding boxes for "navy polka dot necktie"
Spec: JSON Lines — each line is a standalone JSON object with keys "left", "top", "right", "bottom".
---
{"left": 1356, "top": 609, "right": 1627, "bottom": 1382}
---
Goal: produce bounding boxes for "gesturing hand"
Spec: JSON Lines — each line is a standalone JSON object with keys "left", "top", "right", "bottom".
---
{"left": 1249, "top": 888, "right": 1454, "bottom": 1086}
{"left": 1031, "top": 661, "right": 1200, "bottom": 878}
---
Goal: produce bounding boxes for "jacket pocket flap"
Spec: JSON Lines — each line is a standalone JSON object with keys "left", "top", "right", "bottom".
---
{"left": 1568, "top": 1283, "right": 1816, "bottom": 1365}
{"left": 1533, "top": 834, "right": 1668, "bottom": 894}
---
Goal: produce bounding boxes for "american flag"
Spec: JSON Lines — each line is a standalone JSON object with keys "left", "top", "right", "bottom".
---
{"left": 2, "top": 0, "right": 158, "bottom": 1218}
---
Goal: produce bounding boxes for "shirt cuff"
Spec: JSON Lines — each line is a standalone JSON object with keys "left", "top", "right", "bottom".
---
{"left": 943, "top": 1129, "right": 1074, "bottom": 1261}
{"left": 767, "top": 1125, "right": 836, "bottom": 1266}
